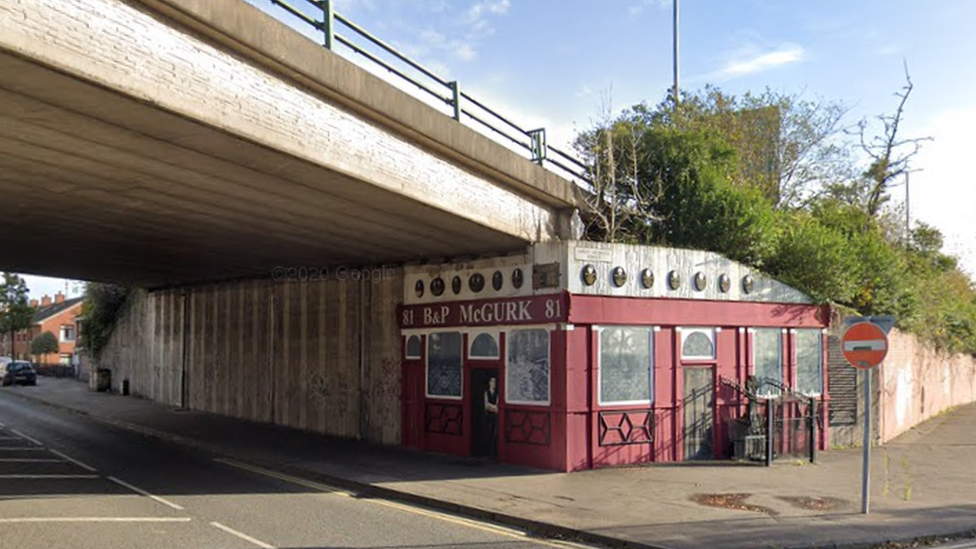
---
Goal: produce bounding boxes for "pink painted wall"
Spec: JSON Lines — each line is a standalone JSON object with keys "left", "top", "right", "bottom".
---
{"left": 879, "top": 328, "right": 976, "bottom": 442}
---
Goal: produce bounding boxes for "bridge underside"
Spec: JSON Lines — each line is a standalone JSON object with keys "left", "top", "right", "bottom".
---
{"left": 0, "top": 51, "right": 528, "bottom": 287}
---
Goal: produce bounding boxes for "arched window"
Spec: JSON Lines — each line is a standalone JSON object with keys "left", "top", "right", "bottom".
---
{"left": 681, "top": 328, "right": 715, "bottom": 360}
{"left": 405, "top": 335, "right": 421, "bottom": 360}
{"left": 469, "top": 333, "right": 499, "bottom": 359}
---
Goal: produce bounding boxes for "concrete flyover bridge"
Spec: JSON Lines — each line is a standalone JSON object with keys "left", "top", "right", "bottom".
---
{"left": 0, "top": 0, "right": 582, "bottom": 287}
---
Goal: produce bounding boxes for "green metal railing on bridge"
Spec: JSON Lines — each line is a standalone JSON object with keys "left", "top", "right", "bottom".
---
{"left": 264, "top": 0, "right": 589, "bottom": 183}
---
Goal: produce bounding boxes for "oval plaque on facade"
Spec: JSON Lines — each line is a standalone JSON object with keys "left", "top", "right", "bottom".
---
{"left": 469, "top": 273, "right": 485, "bottom": 293}
{"left": 492, "top": 271, "right": 504, "bottom": 291}
{"left": 742, "top": 274, "right": 755, "bottom": 294}
{"left": 451, "top": 275, "right": 462, "bottom": 295}
{"left": 719, "top": 273, "right": 731, "bottom": 293}
{"left": 512, "top": 268, "right": 524, "bottom": 289}
{"left": 693, "top": 272, "right": 707, "bottom": 291}
{"left": 431, "top": 277, "right": 445, "bottom": 296}
{"left": 668, "top": 270, "right": 681, "bottom": 290}
{"left": 612, "top": 266, "right": 627, "bottom": 287}
{"left": 414, "top": 280, "right": 425, "bottom": 298}
{"left": 641, "top": 268, "right": 654, "bottom": 289}
{"left": 582, "top": 264, "right": 597, "bottom": 286}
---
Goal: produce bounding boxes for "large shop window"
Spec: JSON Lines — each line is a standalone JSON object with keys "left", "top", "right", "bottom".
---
{"left": 681, "top": 328, "right": 716, "bottom": 360}
{"left": 753, "top": 328, "right": 783, "bottom": 396}
{"left": 599, "top": 326, "right": 654, "bottom": 405}
{"left": 427, "top": 332, "right": 462, "bottom": 398}
{"left": 795, "top": 329, "right": 824, "bottom": 395}
{"left": 506, "top": 329, "right": 550, "bottom": 405}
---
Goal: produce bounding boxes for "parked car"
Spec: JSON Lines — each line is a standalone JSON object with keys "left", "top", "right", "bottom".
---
{"left": 1, "top": 361, "right": 37, "bottom": 386}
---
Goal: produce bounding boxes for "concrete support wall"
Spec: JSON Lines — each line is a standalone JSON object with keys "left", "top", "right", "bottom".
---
{"left": 879, "top": 328, "right": 976, "bottom": 443}
{"left": 99, "top": 272, "right": 403, "bottom": 445}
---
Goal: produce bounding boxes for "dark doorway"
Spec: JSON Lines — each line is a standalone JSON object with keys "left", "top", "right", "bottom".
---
{"left": 470, "top": 368, "right": 499, "bottom": 458}
{"left": 683, "top": 367, "right": 715, "bottom": 460}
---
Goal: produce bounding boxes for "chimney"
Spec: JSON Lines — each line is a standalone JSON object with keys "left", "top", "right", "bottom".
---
{"left": 55, "top": 292, "right": 65, "bottom": 304}
{"left": 29, "top": 299, "right": 38, "bottom": 308}
{"left": 41, "top": 295, "right": 52, "bottom": 307}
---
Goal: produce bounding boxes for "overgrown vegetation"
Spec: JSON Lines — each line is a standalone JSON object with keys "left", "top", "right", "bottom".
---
{"left": 79, "top": 283, "right": 136, "bottom": 361}
{"left": 575, "top": 71, "right": 976, "bottom": 356}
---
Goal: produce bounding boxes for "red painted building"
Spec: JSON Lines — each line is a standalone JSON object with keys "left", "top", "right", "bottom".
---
{"left": 398, "top": 242, "right": 830, "bottom": 471}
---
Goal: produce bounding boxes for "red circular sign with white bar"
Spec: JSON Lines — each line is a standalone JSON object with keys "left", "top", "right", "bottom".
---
{"left": 841, "top": 322, "right": 888, "bottom": 370}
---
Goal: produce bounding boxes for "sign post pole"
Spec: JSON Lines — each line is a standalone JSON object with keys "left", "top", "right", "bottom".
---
{"left": 841, "top": 316, "right": 893, "bottom": 516}
{"left": 861, "top": 368, "right": 871, "bottom": 514}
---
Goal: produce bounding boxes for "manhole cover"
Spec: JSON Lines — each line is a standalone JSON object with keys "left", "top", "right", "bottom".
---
{"left": 690, "top": 493, "right": 778, "bottom": 516}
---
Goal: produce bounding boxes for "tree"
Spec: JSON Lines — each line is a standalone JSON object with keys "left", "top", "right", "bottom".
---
{"left": 80, "top": 283, "right": 133, "bottom": 361}
{"left": 30, "top": 331, "right": 59, "bottom": 356}
{"left": 833, "top": 64, "right": 932, "bottom": 217}
{"left": 639, "top": 86, "right": 854, "bottom": 209}
{"left": 0, "top": 273, "right": 34, "bottom": 358}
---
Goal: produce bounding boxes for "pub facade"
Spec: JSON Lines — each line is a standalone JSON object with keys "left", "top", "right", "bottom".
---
{"left": 399, "top": 241, "right": 830, "bottom": 471}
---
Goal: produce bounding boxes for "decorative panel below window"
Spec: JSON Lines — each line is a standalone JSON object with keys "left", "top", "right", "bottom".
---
{"left": 506, "top": 329, "right": 550, "bottom": 404}
{"left": 504, "top": 409, "right": 550, "bottom": 446}
{"left": 427, "top": 332, "right": 462, "bottom": 398}
{"left": 599, "top": 409, "right": 654, "bottom": 446}
{"left": 425, "top": 402, "right": 462, "bottom": 435}
{"left": 600, "top": 326, "right": 653, "bottom": 404}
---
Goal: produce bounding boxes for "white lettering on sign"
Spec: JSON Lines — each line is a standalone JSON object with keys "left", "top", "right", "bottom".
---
{"left": 574, "top": 245, "right": 613, "bottom": 263}
{"left": 400, "top": 295, "right": 566, "bottom": 328}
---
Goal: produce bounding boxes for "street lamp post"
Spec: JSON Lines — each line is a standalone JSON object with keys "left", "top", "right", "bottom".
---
{"left": 672, "top": 0, "right": 680, "bottom": 106}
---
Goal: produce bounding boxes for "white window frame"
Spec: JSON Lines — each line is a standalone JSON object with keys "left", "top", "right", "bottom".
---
{"left": 752, "top": 327, "right": 784, "bottom": 397}
{"left": 425, "top": 331, "right": 463, "bottom": 400}
{"left": 596, "top": 325, "right": 655, "bottom": 406}
{"left": 679, "top": 327, "right": 717, "bottom": 360}
{"left": 504, "top": 326, "right": 552, "bottom": 406}
{"left": 793, "top": 328, "right": 824, "bottom": 397}
{"left": 467, "top": 329, "right": 501, "bottom": 360}
{"left": 60, "top": 325, "right": 75, "bottom": 343}
{"left": 404, "top": 334, "right": 422, "bottom": 360}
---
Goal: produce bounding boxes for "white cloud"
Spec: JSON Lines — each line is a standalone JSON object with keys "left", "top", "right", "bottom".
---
{"left": 718, "top": 44, "right": 805, "bottom": 79}
{"left": 628, "top": 0, "right": 670, "bottom": 16}
{"left": 454, "top": 42, "right": 477, "bottom": 61}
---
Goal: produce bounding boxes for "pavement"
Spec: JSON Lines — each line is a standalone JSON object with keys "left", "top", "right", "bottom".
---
{"left": 5, "top": 377, "right": 976, "bottom": 549}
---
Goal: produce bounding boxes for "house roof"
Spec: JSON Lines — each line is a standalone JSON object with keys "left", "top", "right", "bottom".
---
{"left": 32, "top": 297, "right": 84, "bottom": 324}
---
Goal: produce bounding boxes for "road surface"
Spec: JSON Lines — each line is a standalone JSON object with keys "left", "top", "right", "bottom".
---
{"left": 0, "top": 390, "right": 592, "bottom": 549}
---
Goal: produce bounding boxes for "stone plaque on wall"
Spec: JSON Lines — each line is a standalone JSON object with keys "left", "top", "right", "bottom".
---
{"left": 532, "top": 262, "right": 561, "bottom": 289}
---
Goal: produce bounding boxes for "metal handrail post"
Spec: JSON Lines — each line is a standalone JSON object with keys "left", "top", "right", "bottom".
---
{"left": 320, "top": 0, "right": 334, "bottom": 49}
{"left": 529, "top": 128, "right": 547, "bottom": 166}
{"left": 449, "top": 81, "right": 461, "bottom": 121}
{"left": 765, "top": 399, "right": 774, "bottom": 466}
{"left": 810, "top": 396, "right": 818, "bottom": 463}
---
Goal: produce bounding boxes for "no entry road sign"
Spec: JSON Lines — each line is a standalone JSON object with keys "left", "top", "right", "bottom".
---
{"left": 842, "top": 322, "right": 888, "bottom": 369}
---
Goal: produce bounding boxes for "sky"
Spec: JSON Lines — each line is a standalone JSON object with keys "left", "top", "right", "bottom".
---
{"left": 21, "top": 0, "right": 976, "bottom": 297}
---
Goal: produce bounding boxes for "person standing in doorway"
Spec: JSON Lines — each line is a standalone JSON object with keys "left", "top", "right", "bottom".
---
{"left": 484, "top": 376, "right": 499, "bottom": 459}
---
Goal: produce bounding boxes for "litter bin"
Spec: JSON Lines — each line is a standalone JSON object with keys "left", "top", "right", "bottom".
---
{"left": 95, "top": 368, "right": 112, "bottom": 392}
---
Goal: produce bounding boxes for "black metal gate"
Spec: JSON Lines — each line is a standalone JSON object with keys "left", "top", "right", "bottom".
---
{"left": 721, "top": 376, "right": 820, "bottom": 465}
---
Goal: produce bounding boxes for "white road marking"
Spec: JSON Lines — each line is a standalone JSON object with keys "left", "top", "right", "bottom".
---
{"left": 214, "top": 458, "right": 592, "bottom": 548}
{"left": 210, "top": 521, "right": 275, "bottom": 549}
{"left": 0, "top": 447, "right": 46, "bottom": 452}
{"left": 214, "top": 459, "right": 351, "bottom": 496}
{"left": 0, "top": 436, "right": 25, "bottom": 440}
{"left": 48, "top": 449, "right": 97, "bottom": 472}
{"left": 107, "top": 476, "right": 184, "bottom": 511}
{"left": 0, "top": 474, "right": 99, "bottom": 479}
{"left": 0, "top": 517, "right": 192, "bottom": 523}
{"left": 0, "top": 458, "right": 65, "bottom": 463}
{"left": 9, "top": 429, "right": 43, "bottom": 446}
